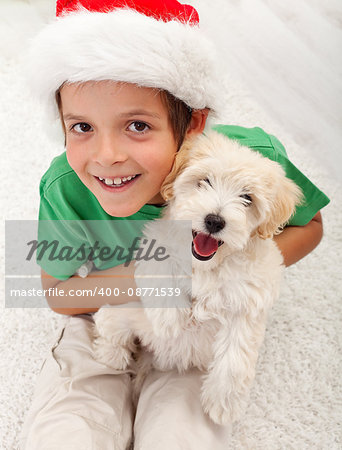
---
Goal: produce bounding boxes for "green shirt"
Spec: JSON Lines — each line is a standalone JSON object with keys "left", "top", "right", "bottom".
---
{"left": 38, "top": 125, "right": 330, "bottom": 280}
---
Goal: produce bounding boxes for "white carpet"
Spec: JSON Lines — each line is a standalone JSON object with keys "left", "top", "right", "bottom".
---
{"left": 0, "top": 1, "right": 341, "bottom": 449}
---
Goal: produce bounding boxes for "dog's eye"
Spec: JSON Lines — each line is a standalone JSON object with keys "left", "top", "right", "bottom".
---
{"left": 240, "top": 193, "right": 252, "bottom": 206}
{"left": 197, "top": 178, "right": 212, "bottom": 188}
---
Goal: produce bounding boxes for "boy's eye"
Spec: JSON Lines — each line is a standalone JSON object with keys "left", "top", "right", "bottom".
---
{"left": 72, "top": 123, "right": 92, "bottom": 133}
{"left": 128, "top": 121, "right": 149, "bottom": 133}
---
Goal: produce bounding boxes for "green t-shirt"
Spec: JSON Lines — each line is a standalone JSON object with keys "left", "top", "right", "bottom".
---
{"left": 38, "top": 125, "right": 330, "bottom": 280}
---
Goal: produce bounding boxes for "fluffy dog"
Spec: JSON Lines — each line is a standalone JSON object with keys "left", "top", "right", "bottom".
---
{"left": 93, "top": 130, "right": 302, "bottom": 425}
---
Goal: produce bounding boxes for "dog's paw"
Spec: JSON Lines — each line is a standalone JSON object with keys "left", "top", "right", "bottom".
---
{"left": 93, "top": 337, "right": 131, "bottom": 370}
{"left": 201, "top": 385, "right": 247, "bottom": 426}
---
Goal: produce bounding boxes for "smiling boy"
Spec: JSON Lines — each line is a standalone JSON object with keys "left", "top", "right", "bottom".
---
{"left": 20, "top": 1, "right": 329, "bottom": 449}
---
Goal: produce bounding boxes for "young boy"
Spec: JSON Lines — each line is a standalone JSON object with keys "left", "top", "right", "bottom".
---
{"left": 20, "top": 1, "right": 329, "bottom": 449}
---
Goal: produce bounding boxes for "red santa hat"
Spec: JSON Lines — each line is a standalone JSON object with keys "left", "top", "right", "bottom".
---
{"left": 27, "top": 0, "right": 222, "bottom": 121}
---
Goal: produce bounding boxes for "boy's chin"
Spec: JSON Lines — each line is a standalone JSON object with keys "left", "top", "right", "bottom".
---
{"left": 99, "top": 200, "right": 143, "bottom": 218}
{"left": 95, "top": 191, "right": 163, "bottom": 218}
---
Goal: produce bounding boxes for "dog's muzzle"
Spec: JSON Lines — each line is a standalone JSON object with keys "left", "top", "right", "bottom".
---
{"left": 192, "top": 230, "right": 224, "bottom": 261}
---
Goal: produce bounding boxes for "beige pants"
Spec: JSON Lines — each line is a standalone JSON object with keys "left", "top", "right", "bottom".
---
{"left": 19, "top": 314, "right": 231, "bottom": 450}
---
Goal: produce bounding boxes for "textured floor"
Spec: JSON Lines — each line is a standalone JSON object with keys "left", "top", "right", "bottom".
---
{"left": 0, "top": 1, "right": 341, "bottom": 448}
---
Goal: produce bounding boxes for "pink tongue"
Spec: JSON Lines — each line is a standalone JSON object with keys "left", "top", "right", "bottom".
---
{"left": 193, "top": 233, "right": 218, "bottom": 257}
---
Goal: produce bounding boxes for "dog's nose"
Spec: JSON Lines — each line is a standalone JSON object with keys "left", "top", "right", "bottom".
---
{"left": 204, "top": 214, "right": 226, "bottom": 234}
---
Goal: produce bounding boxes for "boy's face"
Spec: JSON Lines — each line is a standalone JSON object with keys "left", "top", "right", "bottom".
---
{"left": 60, "top": 81, "right": 180, "bottom": 217}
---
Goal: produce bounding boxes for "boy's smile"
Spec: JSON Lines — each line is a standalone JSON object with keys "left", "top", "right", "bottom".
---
{"left": 60, "top": 81, "right": 178, "bottom": 217}
{"left": 96, "top": 173, "right": 139, "bottom": 189}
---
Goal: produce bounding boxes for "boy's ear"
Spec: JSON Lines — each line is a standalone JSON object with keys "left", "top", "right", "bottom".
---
{"left": 186, "top": 108, "right": 209, "bottom": 138}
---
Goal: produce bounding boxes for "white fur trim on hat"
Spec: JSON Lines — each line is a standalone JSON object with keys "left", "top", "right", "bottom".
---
{"left": 26, "top": 7, "right": 222, "bottom": 121}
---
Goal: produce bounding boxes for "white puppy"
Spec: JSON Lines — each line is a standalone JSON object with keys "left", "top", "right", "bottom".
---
{"left": 93, "top": 130, "right": 302, "bottom": 425}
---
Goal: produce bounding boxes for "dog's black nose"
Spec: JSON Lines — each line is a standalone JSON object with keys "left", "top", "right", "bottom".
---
{"left": 204, "top": 214, "right": 226, "bottom": 234}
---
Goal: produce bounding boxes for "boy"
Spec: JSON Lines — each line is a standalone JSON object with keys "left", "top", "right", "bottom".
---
{"left": 20, "top": 1, "right": 329, "bottom": 449}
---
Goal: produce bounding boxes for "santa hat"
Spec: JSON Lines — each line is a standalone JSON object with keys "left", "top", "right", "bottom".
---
{"left": 26, "top": 0, "right": 222, "bottom": 121}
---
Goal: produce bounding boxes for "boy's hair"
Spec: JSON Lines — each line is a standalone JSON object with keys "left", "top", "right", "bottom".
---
{"left": 55, "top": 88, "right": 193, "bottom": 149}
{"left": 160, "top": 90, "right": 193, "bottom": 149}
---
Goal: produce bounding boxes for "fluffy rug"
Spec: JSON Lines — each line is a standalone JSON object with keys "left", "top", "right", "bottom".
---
{"left": 0, "top": 1, "right": 341, "bottom": 449}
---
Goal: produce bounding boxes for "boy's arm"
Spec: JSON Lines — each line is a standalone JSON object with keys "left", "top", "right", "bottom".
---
{"left": 273, "top": 211, "right": 323, "bottom": 267}
{"left": 43, "top": 211, "right": 324, "bottom": 314}
{"left": 41, "top": 260, "right": 139, "bottom": 315}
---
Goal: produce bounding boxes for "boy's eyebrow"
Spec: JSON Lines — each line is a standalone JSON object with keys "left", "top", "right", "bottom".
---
{"left": 63, "top": 111, "right": 162, "bottom": 121}
{"left": 119, "top": 110, "right": 161, "bottom": 119}
{"left": 63, "top": 114, "right": 89, "bottom": 122}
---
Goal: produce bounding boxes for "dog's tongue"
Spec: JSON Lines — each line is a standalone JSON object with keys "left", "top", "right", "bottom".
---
{"left": 193, "top": 233, "right": 218, "bottom": 257}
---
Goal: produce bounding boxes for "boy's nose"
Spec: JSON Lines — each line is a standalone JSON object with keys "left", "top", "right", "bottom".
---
{"left": 93, "top": 134, "right": 128, "bottom": 166}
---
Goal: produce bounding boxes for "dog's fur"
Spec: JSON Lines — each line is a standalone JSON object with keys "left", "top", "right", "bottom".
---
{"left": 93, "top": 130, "right": 302, "bottom": 425}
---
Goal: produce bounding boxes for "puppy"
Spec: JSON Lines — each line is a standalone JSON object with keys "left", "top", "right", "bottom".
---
{"left": 93, "top": 130, "right": 302, "bottom": 425}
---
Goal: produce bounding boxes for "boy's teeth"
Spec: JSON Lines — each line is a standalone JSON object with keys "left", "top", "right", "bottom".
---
{"left": 100, "top": 175, "right": 137, "bottom": 186}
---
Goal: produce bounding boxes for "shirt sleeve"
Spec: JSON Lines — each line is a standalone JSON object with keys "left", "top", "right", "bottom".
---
{"left": 37, "top": 185, "right": 89, "bottom": 281}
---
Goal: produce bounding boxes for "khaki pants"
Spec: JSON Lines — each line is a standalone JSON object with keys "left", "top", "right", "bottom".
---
{"left": 20, "top": 314, "right": 231, "bottom": 450}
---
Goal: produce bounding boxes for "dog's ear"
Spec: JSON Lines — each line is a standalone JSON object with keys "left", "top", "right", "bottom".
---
{"left": 257, "top": 169, "right": 303, "bottom": 239}
{"left": 160, "top": 138, "right": 193, "bottom": 201}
